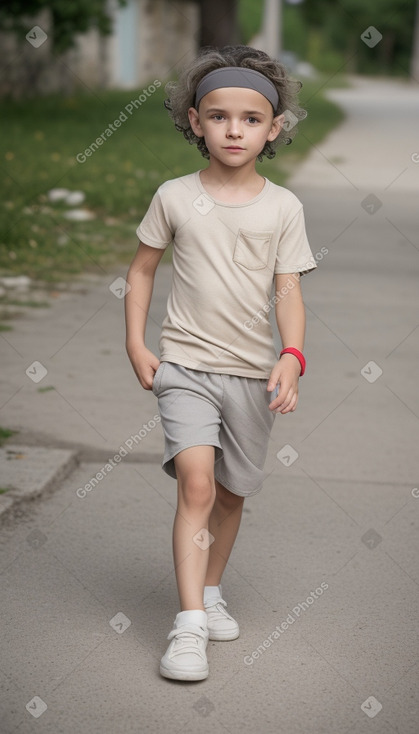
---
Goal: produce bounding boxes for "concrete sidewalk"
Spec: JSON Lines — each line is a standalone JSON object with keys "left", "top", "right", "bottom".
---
{"left": 1, "top": 76, "right": 418, "bottom": 733}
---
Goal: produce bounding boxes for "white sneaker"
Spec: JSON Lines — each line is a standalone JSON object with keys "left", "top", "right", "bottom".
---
{"left": 160, "top": 610, "right": 209, "bottom": 681}
{"left": 204, "top": 586, "right": 239, "bottom": 641}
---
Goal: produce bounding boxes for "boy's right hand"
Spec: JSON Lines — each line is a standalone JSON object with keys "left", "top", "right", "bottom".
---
{"left": 126, "top": 344, "right": 160, "bottom": 390}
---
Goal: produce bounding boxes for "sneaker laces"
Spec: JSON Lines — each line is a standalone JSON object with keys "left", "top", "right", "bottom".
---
{"left": 167, "top": 623, "right": 207, "bottom": 658}
{"left": 205, "top": 597, "right": 235, "bottom": 621}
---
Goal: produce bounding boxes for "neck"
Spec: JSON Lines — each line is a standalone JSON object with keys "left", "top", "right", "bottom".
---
{"left": 201, "top": 157, "right": 263, "bottom": 190}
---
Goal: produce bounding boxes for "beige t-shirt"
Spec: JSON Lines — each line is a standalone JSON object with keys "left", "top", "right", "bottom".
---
{"left": 136, "top": 171, "right": 317, "bottom": 379}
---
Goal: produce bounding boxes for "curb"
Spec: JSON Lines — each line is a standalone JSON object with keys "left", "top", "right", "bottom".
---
{"left": 0, "top": 444, "right": 79, "bottom": 525}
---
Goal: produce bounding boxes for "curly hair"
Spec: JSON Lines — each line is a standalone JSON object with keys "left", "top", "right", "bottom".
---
{"left": 164, "top": 45, "right": 307, "bottom": 162}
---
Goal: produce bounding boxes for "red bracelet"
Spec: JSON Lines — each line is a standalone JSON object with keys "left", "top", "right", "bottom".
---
{"left": 279, "top": 348, "right": 306, "bottom": 376}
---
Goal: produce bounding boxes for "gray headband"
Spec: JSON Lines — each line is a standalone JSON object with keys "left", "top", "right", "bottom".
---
{"left": 194, "top": 66, "right": 279, "bottom": 112}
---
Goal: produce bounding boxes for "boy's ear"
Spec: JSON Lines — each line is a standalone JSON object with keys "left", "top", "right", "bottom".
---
{"left": 188, "top": 107, "right": 204, "bottom": 138}
{"left": 267, "top": 113, "right": 285, "bottom": 142}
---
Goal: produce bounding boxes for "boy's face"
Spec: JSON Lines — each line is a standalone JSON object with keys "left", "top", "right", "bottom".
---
{"left": 188, "top": 87, "right": 284, "bottom": 167}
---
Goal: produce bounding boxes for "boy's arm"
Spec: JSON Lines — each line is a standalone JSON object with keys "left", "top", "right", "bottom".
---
{"left": 267, "top": 272, "right": 306, "bottom": 414}
{"left": 124, "top": 241, "right": 166, "bottom": 390}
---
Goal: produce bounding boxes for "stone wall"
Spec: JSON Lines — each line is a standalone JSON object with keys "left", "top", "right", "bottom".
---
{"left": 0, "top": 0, "right": 199, "bottom": 98}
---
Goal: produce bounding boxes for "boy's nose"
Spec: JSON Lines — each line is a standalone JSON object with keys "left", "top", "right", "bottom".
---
{"left": 227, "top": 123, "right": 243, "bottom": 138}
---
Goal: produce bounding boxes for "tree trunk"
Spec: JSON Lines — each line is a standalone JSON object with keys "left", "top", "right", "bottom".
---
{"left": 380, "top": 30, "right": 395, "bottom": 73}
{"left": 346, "top": 33, "right": 358, "bottom": 74}
{"left": 198, "top": 0, "right": 239, "bottom": 48}
{"left": 411, "top": 0, "right": 419, "bottom": 80}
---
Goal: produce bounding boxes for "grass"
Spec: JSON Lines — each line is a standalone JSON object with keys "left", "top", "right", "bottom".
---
{"left": 0, "top": 426, "right": 17, "bottom": 445}
{"left": 0, "top": 76, "right": 345, "bottom": 282}
{"left": 0, "top": 298, "right": 50, "bottom": 307}
{"left": 0, "top": 427, "right": 18, "bottom": 493}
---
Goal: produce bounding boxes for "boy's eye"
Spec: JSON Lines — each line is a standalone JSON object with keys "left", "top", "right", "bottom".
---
{"left": 210, "top": 114, "right": 260, "bottom": 123}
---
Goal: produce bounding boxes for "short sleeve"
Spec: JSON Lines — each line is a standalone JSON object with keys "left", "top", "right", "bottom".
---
{"left": 136, "top": 188, "right": 173, "bottom": 249}
{"left": 274, "top": 205, "right": 317, "bottom": 276}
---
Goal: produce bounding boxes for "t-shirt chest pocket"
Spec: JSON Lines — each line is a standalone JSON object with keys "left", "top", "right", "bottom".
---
{"left": 233, "top": 228, "right": 273, "bottom": 271}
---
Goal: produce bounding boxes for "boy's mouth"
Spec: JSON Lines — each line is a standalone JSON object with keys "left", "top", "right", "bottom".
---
{"left": 224, "top": 146, "right": 244, "bottom": 150}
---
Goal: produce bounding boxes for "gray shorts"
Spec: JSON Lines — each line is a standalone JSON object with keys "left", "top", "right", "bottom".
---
{"left": 152, "top": 361, "right": 276, "bottom": 497}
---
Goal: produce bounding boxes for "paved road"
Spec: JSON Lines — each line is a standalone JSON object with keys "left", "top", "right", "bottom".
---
{"left": 1, "top": 76, "right": 418, "bottom": 733}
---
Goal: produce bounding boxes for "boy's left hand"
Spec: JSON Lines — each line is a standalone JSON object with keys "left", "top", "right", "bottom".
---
{"left": 267, "top": 354, "right": 301, "bottom": 414}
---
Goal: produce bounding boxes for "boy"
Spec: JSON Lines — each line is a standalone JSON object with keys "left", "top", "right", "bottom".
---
{"left": 125, "top": 44, "right": 317, "bottom": 681}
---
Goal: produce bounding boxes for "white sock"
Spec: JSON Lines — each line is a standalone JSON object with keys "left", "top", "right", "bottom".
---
{"left": 204, "top": 584, "right": 222, "bottom": 606}
{"left": 175, "top": 609, "right": 207, "bottom": 629}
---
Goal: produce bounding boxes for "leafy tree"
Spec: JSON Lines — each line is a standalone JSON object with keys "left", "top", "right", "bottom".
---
{"left": 302, "top": 0, "right": 416, "bottom": 73}
{"left": 0, "top": 0, "right": 127, "bottom": 54}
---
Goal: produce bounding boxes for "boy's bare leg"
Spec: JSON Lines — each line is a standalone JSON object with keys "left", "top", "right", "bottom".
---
{"left": 173, "top": 445, "right": 217, "bottom": 611}
{"left": 205, "top": 480, "right": 245, "bottom": 586}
